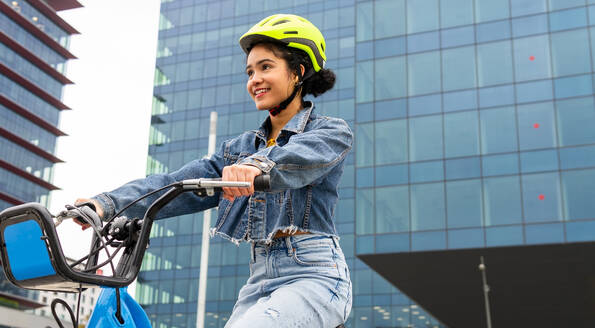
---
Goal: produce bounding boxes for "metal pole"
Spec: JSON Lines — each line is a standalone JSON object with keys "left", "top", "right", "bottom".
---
{"left": 479, "top": 256, "right": 493, "bottom": 328}
{"left": 196, "top": 111, "right": 217, "bottom": 328}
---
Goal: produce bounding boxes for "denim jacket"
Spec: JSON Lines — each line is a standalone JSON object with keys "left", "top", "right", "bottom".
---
{"left": 93, "top": 101, "right": 353, "bottom": 244}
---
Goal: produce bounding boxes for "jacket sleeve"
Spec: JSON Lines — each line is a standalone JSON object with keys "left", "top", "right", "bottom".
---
{"left": 238, "top": 117, "right": 353, "bottom": 191}
{"left": 92, "top": 142, "right": 226, "bottom": 221}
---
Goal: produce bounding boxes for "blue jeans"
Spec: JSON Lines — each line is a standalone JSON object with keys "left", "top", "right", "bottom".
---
{"left": 225, "top": 234, "right": 352, "bottom": 328}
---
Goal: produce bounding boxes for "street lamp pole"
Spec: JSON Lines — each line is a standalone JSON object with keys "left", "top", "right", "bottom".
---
{"left": 479, "top": 256, "right": 493, "bottom": 328}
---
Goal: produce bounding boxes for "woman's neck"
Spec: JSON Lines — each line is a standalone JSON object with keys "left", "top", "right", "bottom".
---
{"left": 268, "top": 97, "right": 304, "bottom": 140}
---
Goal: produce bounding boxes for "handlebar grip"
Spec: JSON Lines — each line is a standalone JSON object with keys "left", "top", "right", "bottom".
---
{"left": 254, "top": 175, "right": 270, "bottom": 191}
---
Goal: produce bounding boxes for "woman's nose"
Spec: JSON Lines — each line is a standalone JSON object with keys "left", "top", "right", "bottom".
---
{"left": 251, "top": 71, "right": 263, "bottom": 83}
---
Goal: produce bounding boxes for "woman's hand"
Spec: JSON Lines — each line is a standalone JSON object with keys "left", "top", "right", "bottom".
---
{"left": 73, "top": 198, "right": 104, "bottom": 230}
{"left": 222, "top": 164, "right": 263, "bottom": 201}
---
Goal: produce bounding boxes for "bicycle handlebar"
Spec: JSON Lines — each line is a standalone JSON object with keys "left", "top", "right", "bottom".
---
{"left": 0, "top": 175, "right": 270, "bottom": 291}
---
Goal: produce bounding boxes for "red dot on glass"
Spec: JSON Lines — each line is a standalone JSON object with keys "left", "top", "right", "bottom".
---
{"left": 538, "top": 194, "right": 545, "bottom": 200}
{"left": 529, "top": 56, "right": 535, "bottom": 61}
{"left": 534, "top": 123, "right": 540, "bottom": 129}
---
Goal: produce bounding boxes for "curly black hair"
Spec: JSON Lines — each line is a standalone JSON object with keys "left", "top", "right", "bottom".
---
{"left": 248, "top": 42, "right": 336, "bottom": 98}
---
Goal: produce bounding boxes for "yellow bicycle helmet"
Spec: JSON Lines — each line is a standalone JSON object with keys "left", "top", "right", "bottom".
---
{"left": 239, "top": 14, "right": 327, "bottom": 72}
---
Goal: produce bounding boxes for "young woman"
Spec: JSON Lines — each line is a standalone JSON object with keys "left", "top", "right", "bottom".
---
{"left": 77, "top": 14, "right": 353, "bottom": 327}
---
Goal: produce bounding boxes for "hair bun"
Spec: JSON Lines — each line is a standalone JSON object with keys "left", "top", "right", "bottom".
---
{"left": 303, "top": 68, "right": 336, "bottom": 97}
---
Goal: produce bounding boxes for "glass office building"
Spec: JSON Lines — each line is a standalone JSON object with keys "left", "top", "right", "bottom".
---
{"left": 0, "top": 0, "right": 80, "bottom": 212}
{"left": 139, "top": 0, "right": 595, "bottom": 327}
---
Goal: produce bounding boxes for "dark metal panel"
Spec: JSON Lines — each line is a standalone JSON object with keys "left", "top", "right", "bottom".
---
{"left": 359, "top": 243, "right": 595, "bottom": 328}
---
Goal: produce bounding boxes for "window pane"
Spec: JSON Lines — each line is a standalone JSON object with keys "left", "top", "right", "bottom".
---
{"left": 482, "top": 153, "right": 520, "bottom": 176}
{"left": 442, "top": 46, "right": 476, "bottom": 91}
{"left": 479, "top": 85, "right": 515, "bottom": 108}
{"left": 517, "top": 102, "right": 557, "bottom": 150}
{"left": 512, "top": 14, "right": 548, "bottom": 38}
{"left": 551, "top": 29, "right": 591, "bottom": 77}
{"left": 513, "top": 35, "right": 552, "bottom": 82}
{"left": 520, "top": 149, "right": 558, "bottom": 173}
{"left": 375, "top": 0, "right": 406, "bottom": 38}
{"left": 522, "top": 172, "right": 563, "bottom": 223}
{"left": 411, "top": 231, "right": 446, "bottom": 251}
{"left": 356, "top": 61, "right": 373, "bottom": 103}
{"left": 448, "top": 228, "right": 484, "bottom": 249}
{"left": 375, "top": 56, "right": 406, "bottom": 100}
{"left": 475, "top": 0, "right": 509, "bottom": 23}
{"left": 408, "top": 51, "right": 441, "bottom": 96}
{"left": 410, "top": 160, "right": 444, "bottom": 183}
{"left": 440, "top": 0, "right": 473, "bottom": 28}
{"left": 445, "top": 157, "right": 481, "bottom": 179}
{"left": 444, "top": 111, "right": 480, "bottom": 157}
{"left": 510, "top": 0, "right": 547, "bottom": 17}
{"left": 375, "top": 164, "right": 408, "bottom": 187}
{"left": 567, "top": 220, "right": 595, "bottom": 242}
{"left": 443, "top": 89, "right": 477, "bottom": 112}
{"left": 376, "top": 185, "right": 409, "bottom": 233}
{"left": 477, "top": 20, "right": 511, "bottom": 43}
{"left": 516, "top": 79, "right": 553, "bottom": 104}
{"left": 356, "top": 189, "right": 374, "bottom": 234}
{"left": 562, "top": 168, "right": 595, "bottom": 220}
{"left": 480, "top": 106, "right": 518, "bottom": 154}
{"left": 356, "top": 123, "right": 373, "bottom": 166}
{"left": 477, "top": 41, "right": 513, "bottom": 87}
{"left": 375, "top": 119, "right": 408, "bottom": 165}
{"left": 411, "top": 183, "right": 446, "bottom": 231}
{"left": 407, "top": 31, "right": 440, "bottom": 53}
{"left": 486, "top": 225, "right": 523, "bottom": 246}
{"left": 407, "top": 0, "right": 439, "bottom": 33}
{"left": 550, "top": 8, "right": 587, "bottom": 32}
{"left": 409, "top": 115, "right": 443, "bottom": 161}
{"left": 409, "top": 94, "right": 441, "bottom": 116}
{"left": 556, "top": 96, "right": 595, "bottom": 146}
{"left": 442, "top": 25, "right": 476, "bottom": 48}
{"left": 447, "top": 179, "right": 483, "bottom": 228}
{"left": 560, "top": 145, "right": 595, "bottom": 170}
{"left": 356, "top": 2, "right": 373, "bottom": 42}
{"left": 484, "top": 176, "right": 523, "bottom": 225}
{"left": 525, "top": 223, "right": 564, "bottom": 244}
{"left": 554, "top": 74, "right": 593, "bottom": 99}
{"left": 549, "top": 0, "right": 585, "bottom": 10}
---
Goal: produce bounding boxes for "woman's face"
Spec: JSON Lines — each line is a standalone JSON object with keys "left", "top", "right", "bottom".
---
{"left": 245, "top": 44, "right": 297, "bottom": 110}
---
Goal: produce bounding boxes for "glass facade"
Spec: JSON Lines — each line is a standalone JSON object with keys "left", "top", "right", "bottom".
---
{"left": 140, "top": 0, "right": 595, "bottom": 327}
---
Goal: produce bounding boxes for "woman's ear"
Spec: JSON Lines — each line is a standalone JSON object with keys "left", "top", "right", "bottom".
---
{"left": 293, "top": 64, "right": 306, "bottom": 84}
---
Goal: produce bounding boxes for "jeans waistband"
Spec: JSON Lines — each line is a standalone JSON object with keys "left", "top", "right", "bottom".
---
{"left": 249, "top": 234, "right": 339, "bottom": 262}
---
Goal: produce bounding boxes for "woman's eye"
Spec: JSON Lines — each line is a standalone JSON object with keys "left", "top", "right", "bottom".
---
{"left": 246, "top": 70, "right": 253, "bottom": 77}
{"left": 262, "top": 64, "right": 271, "bottom": 70}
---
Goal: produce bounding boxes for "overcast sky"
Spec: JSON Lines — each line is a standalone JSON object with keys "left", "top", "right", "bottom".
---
{"left": 48, "top": 0, "right": 161, "bottom": 285}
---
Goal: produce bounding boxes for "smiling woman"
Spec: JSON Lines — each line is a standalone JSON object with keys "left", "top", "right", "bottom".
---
{"left": 75, "top": 13, "right": 352, "bottom": 328}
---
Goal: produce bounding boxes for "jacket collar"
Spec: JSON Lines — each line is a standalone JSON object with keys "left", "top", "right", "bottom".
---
{"left": 255, "top": 101, "right": 315, "bottom": 138}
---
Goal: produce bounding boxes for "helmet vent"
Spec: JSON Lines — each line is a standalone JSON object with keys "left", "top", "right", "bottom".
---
{"left": 260, "top": 17, "right": 273, "bottom": 26}
{"left": 272, "top": 19, "right": 291, "bottom": 26}
{"left": 283, "top": 31, "right": 298, "bottom": 34}
{"left": 321, "top": 43, "right": 324, "bottom": 51}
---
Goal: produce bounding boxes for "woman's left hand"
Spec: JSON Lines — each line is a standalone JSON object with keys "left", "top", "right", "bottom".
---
{"left": 221, "top": 164, "right": 263, "bottom": 201}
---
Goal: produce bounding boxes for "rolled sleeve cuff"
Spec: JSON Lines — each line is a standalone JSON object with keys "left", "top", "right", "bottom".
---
{"left": 239, "top": 155, "right": 276, "bottom": 173}
{"left": 91, "top": 193, "right": 116, "bottom": 221}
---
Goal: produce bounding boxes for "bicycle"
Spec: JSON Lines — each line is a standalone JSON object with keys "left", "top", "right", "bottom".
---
{"left": 0, "top": 176, "right": 270, "bottom": 328}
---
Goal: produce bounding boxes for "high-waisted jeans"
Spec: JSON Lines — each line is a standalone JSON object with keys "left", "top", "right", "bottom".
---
{"left": 225, "top": 234, "right": 352, "bottom": 328}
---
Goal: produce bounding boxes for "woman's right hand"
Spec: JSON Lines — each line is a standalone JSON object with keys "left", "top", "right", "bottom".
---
{"left": 73, "top": 198, "right": 104, "bottom": 230}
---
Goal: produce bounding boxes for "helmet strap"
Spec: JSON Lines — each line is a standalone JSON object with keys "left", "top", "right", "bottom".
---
{"left": 267, "top": 68, "right": 313, "bottom": 116}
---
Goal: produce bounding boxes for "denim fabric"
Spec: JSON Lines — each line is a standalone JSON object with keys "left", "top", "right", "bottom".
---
{"left": 225, "top": 234, "right": 352, "bottom": 328}
{"left": 93, "top": 102, "right": 354, "bottom": 243}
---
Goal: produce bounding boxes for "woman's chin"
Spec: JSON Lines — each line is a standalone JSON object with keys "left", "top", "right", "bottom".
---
{"left": 254, "top": 102, "right": 271, "bottom": 110}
